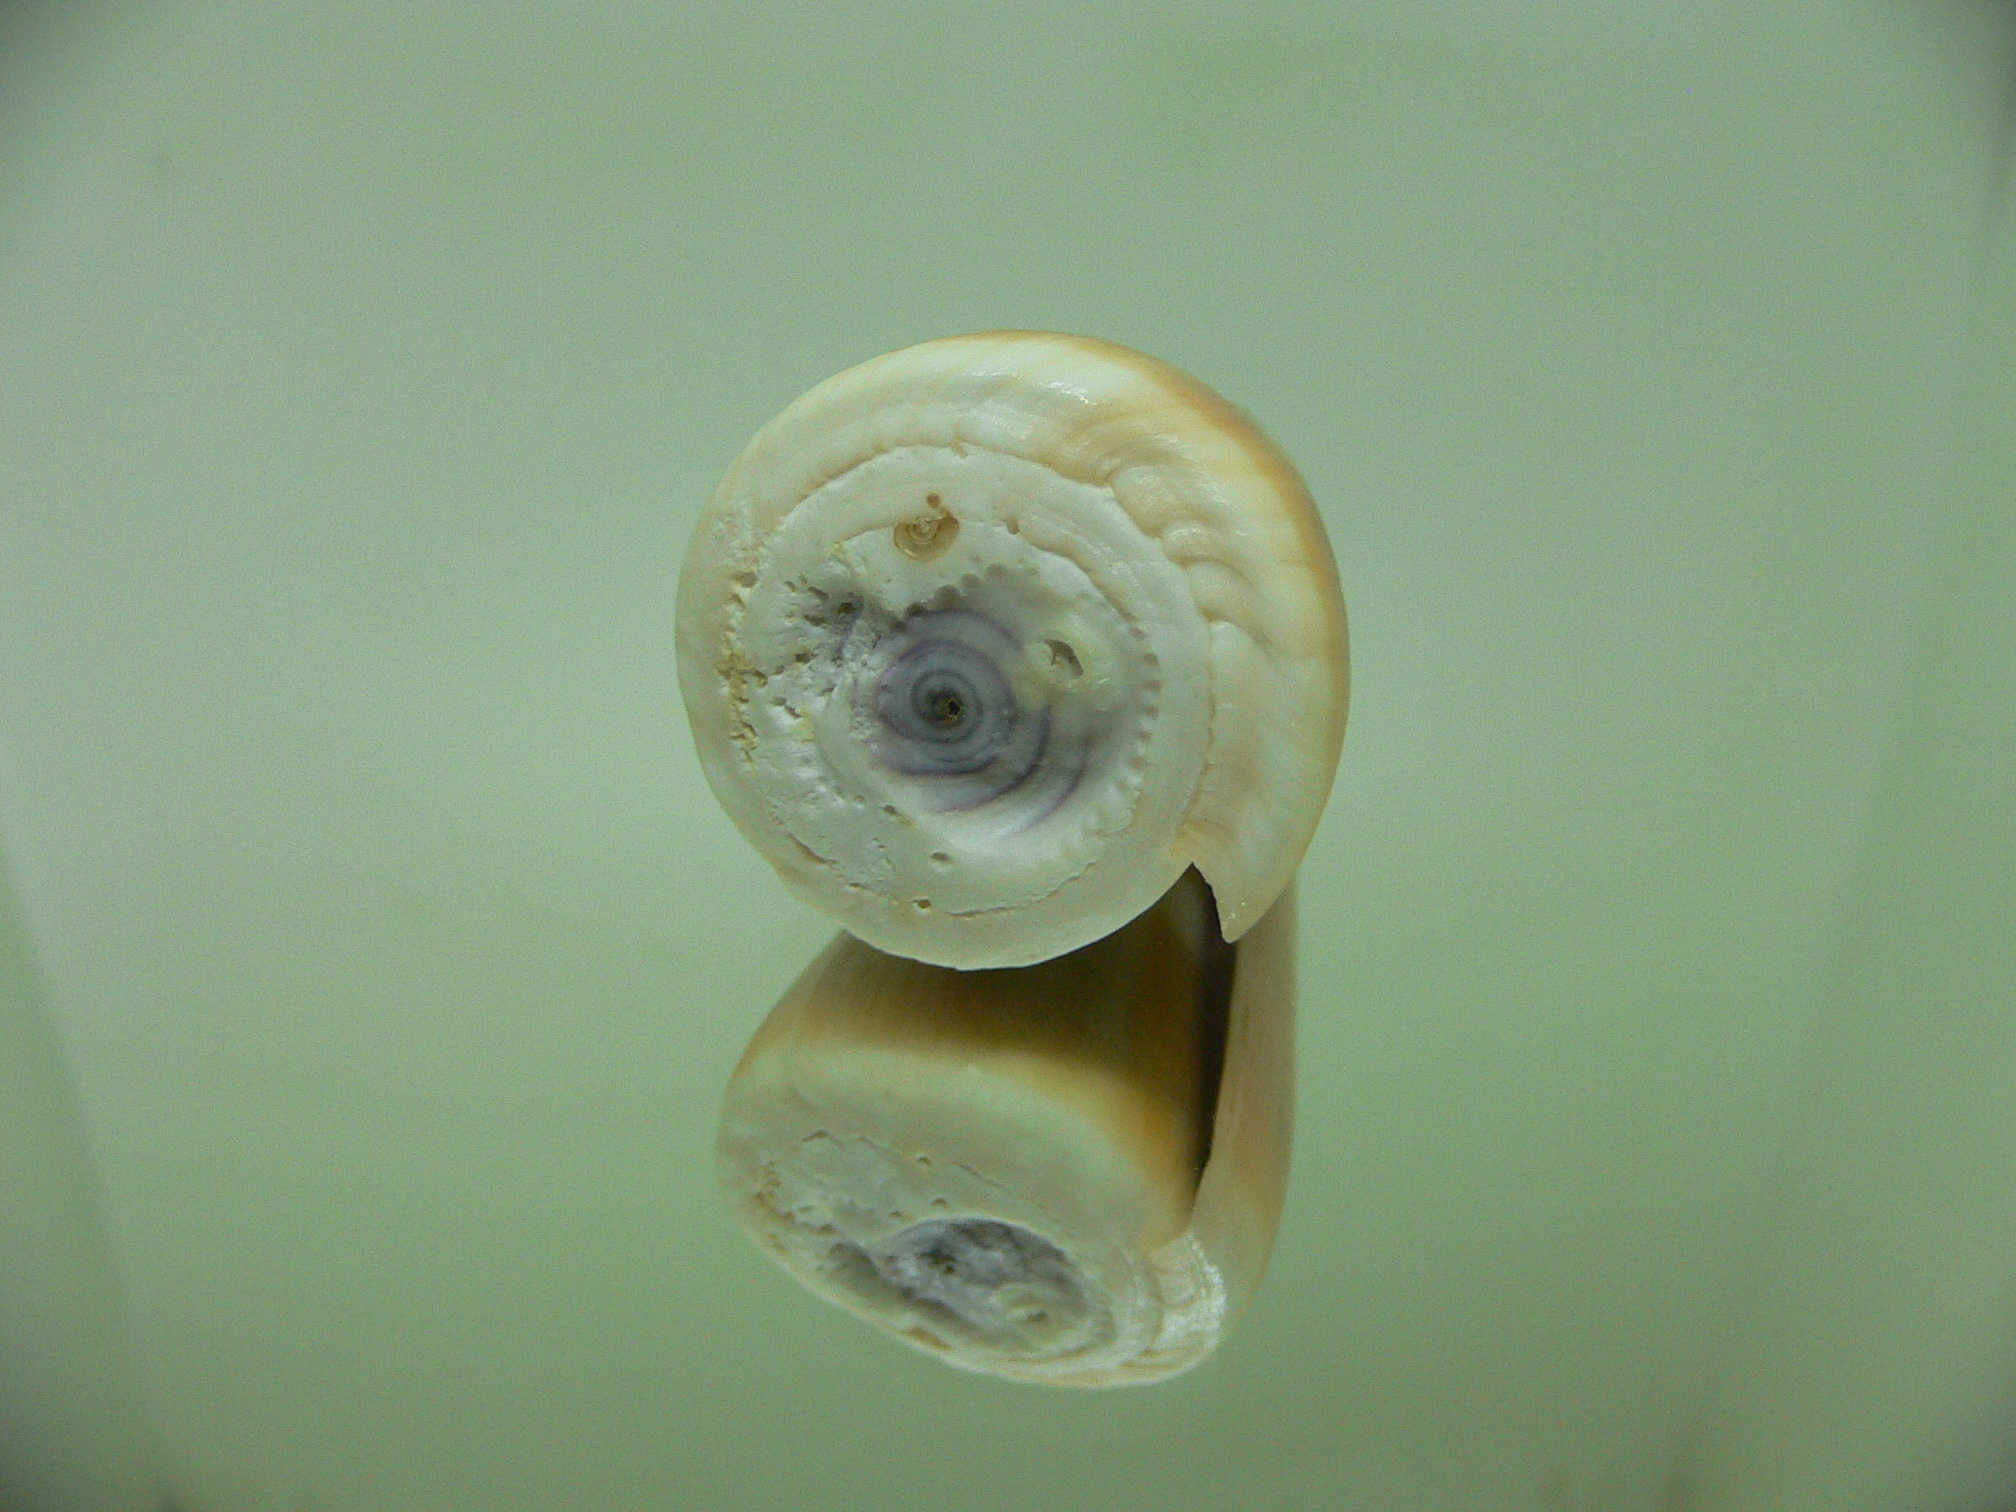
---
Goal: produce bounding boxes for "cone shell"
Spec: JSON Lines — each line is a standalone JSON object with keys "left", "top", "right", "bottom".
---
{"left": 677, "top": 332, "right": 1347, "bottom": 968}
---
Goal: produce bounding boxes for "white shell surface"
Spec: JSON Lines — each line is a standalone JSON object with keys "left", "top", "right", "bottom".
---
{"left": 677, "top": 332, "right": 1347, "bottom": 968}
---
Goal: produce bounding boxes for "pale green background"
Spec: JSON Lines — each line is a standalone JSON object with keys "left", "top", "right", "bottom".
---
{"left": 2, "top": 4, "right": 2014, "bottom": 1511}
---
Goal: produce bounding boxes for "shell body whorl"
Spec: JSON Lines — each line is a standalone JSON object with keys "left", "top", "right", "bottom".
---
{"left": 677, "top": 332, "right": 1346, "bottom": 968}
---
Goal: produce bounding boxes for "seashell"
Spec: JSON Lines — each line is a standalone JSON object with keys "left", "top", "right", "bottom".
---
{"left": 716, "top": 870, "right": 1295, "bottom": 1387}
{"left": 676, "top": 332, "right": 1348, "bottom": 969}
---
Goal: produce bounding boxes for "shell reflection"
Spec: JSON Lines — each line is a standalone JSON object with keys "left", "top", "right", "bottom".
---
{"left": 717, "top": 873, "right": 1295, "bottom": 1387}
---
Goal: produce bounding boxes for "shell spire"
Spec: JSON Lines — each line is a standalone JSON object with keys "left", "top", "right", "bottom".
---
{"left": 677, "top": 332, "right": 1347, "bottom": 968}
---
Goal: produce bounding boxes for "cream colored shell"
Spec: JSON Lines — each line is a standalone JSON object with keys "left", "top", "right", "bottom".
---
{"left": 676, "top": 332, "right": 1346, "bottom": 969}
{"left": 717, "top": 873, "right": 1295, "bottom": 1386}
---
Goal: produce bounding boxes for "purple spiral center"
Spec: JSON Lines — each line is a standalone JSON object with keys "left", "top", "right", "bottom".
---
{"left": 870, "top": 610, "right": 1048, "bottom": 803}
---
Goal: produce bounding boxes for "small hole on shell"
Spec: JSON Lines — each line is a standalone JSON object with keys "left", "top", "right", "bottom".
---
{"left": 1044, "top": 640, "right": 1083, "bottom": 680}
{"left": 894, "top": 502, "right": 960, "bottom": 562}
